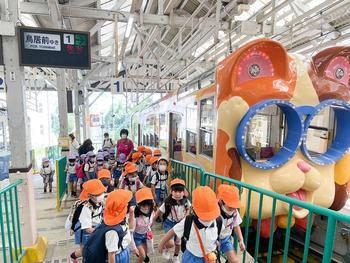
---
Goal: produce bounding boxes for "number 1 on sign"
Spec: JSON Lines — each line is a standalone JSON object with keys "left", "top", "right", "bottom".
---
{"left": 64, "top": 34, "right": 74, "bottom": 45}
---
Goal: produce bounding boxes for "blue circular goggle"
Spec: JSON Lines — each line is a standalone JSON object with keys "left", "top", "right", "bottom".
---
{"left": 236, "top": 99, "right": 350, "bottom": 170}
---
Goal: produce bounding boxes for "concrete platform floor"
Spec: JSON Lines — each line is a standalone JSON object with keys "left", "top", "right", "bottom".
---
{"left": 33, "top": 174, "right": 252, "bottom": 263}
{"left": 33, "top": 174, "right": 171, "bottom": 263}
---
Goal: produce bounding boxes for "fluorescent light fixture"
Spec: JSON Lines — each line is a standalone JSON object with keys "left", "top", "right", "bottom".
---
{"left": 125, "top": 15, "right": 134, "bottom": 38}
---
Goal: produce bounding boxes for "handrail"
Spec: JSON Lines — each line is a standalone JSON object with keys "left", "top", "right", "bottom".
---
{"left": 203, "top": 172, "right": 350, "bottom": 223}
{"left": 0, "top": 179, "right": 25, "bottom": 263}
{"left": 170, "top": 159, "right": 350, "bottom": 263}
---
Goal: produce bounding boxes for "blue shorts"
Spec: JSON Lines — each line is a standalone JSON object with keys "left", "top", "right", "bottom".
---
{"left": 133, "top": 232, "right": 147, "bottom": 247}
{"left": 74, "top": 222, "right": 83, "bottom": 245}
{"left": 82, "top": 176, "right": 88, "bottom": 182}
{"left": 129, "top": 193, "right": 136, "bottom": 206}
{"left": 163, "top": 218, "right": 177, "bottom": 232}
{"left": 220, "top": 236, "right": 234, "bottom": 254}
{"left": 113, "top": 170, "right": 122, "bottom": 180}
{"left": 182, "top": 250, "right": 205, "bottom": 263}
{"left": 89, "top": 171, "right": 96, "bottom": 180}
{"left": 69, "top": 173, "right": 78, "bottom": 183}
{"left": 155, "top": 188, "right": 167, "bottom": 204}
{"left": 115, "top": 247, "right": 130, "bottom": 262}
{"left": 81, "top": 230, "right": 91, "bottom": 246}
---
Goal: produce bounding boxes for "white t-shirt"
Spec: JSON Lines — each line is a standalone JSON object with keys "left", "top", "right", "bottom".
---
{"left": 79, "top": 205, "right": 103, "bottom": 230}
{"left": 67, "top": 163, "right": 77, "bottom": 174}
{"left": 173, "top": 218, "right": 218, "bottom": 257}
{"left": 105, "top": 225, "right": 131, "bottom": 253}
{"left": 219, "top": 210, "right": 243, "bottom": 239}
{"left": 134, "top": 212, "right": 154, "bottom": 235}
{"left": 159, "top": 200, "right": 191, "bottom": 222}
{"left": 103, "top": 138, "right": 114, "bottom": 149}
{"left": 69, "top": 139, "right": 80, "bottom": 155}
{"left": 151, "top": 172, "right": 168, "bottom": 190}
{"left": 84, "top": 162, "right": 95, "bottom": 173}
{"left": 40, "top": 164, "right": 54, "bottom": 176}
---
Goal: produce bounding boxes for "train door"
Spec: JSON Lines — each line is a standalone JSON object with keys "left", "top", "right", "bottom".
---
{"left": 137, "top": 124, "right": 141, "bottom": 146}
{"left": 169, "top": 113, "right": 182, "bottom": 160}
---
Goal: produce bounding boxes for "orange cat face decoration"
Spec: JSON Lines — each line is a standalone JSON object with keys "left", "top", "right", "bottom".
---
{"left": 214, "top": 39, "right": 350, "bottom": 235}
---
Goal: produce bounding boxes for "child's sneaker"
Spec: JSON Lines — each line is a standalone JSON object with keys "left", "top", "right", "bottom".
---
{"left": 162, "top": 248, "right": 171, "bottom": 260}
{"left": 172, "top": 255, "right": 180, "bottom": 263}
{"left": 68, "top": 254, "right": 79, "bottom": 263}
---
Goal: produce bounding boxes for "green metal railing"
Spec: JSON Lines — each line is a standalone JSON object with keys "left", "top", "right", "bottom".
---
{"left": 56, "top": 157, "right": 67, "bottom": 211}
{"left": 170, "top": 160, "right": 204, "bottom": 200}
{"left": 170, "top": 159, "right": 350, "bottom": 263}
{"left": 0, "top": 180, "right": 25, "bottom": 263}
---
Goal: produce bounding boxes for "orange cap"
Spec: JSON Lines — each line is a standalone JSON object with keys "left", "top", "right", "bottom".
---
{"left": 144, "top": 155, "right": 152, "bottom": 164}
{"left": 217, "top": 184, "right": 241, "bottom": 208}
{"left": 104, "top": 189, "right": 133, "bottom": 226}
{"left": 149, "top": 156, "right": 158, "bottom": 165}
{"left": 192, "top": 186, "right": 220, "bottom": 221}
{"left": 79, "top": 189, "right": 89, "bottom": 201}
{"left": 144, "top": 148, "right": 152, "bottom": 155}
{"left": 83, "top": 179, "right": 106, "bottom": 196}
{"left": 137, "top": 145, "right": 145, "bottom": 153}
{"left": 124, "top": 162, "right": 138, "bottom": 174}
{"left": 170, "top": 178, "right": 185, "bottom": 187}
{"left": 97, "top": 169, "right": 111, "bottom": 179}
{"left": 135, "top": 187, "right": 154, "bottom": 204}
{"left": 132, "top": 152, "right": 142, "bottom": 161}
{"left": 153, "top": 149, "right": 161, "bottom": 156}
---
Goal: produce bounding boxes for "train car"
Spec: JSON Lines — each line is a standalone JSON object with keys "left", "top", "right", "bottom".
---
{"left": 132, "top": 39, "right": 350, "bottom": 261}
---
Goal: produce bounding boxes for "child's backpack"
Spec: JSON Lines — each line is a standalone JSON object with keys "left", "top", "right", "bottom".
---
{"left": 83, "top": 222, "right": 127, "bottom": 263}
{"left": 181, "top": 215, "right": 223, "bottom": 253}
{"left": 162, "top": 197, "right": 190, "bottom": 222}
{"left": 76, "top": 164, "right": 85, "bottom": 179}
{"left": 65, "top": 199, "right": 87, "bottom": 233}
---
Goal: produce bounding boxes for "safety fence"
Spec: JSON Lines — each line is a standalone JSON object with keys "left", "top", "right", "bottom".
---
{"left": 56, "top": 157, "right": 67, "bottom": 211}
{"left": 30, "top": 145, "right": 61, "bottom": 173}
{"left": 170, "top": 159, "right": 350, "bottom": 263}
{"left": 0, "top": 179, "right": 25, "bottom": 263}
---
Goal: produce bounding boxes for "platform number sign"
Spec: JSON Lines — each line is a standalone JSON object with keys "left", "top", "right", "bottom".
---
{"left": 64, "top": 34, "right": 74, "bottom": 45}
{"left": 18, "top": 26, "right": 91, "bottom": 69}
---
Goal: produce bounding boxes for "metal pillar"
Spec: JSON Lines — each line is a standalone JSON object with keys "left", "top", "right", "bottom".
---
{"left": 1, "top": 0, "right": 37, "bottom": 246}
{"left": 73, "top": 71, "right": 81, "bottom": 142}
{"left": 56, "top": 69, "right": 68, "bottom": 138}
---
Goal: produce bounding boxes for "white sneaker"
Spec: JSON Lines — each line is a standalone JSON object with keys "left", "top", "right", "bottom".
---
{"left": 162, "top": 249, "right": 171, "bottom": 260}
{"left": 172, "top": 255, "right": 180, "bottom": 263}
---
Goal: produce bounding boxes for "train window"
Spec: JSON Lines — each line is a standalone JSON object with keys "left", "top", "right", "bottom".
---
{"left": 159, "top": 114, "right": 167, "bottom": 150}
{"left": 186, "top": 131, "right": 197, "bottom": 155}
{"left": 199, "top": 97, "right": 214, "bottom": 157}
{"left": 186, "top": 102, "right": 197, "bottom": 132}
{"left": 305, "top": 106, "right": 335, "bottom": 156}
{"left": 244, "top": 105, "right": 286, "bottom": 161}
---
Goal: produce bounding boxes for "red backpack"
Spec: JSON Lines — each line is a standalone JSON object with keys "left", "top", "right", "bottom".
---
{"left": 76, "top": 164, "right": 85, "bottom": 179}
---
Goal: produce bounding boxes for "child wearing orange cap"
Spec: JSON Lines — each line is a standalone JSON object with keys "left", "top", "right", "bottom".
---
{"left": 132, "top": 152, "right": 145, "bottom": 181}
{"left": 119, "top": 162, "right": 144, "bottom": 206}
{"left": 153, "top": 178, "right": 191, "bottom": 262}
{"left": 69, "top": 179, "right": 106, "bottom": 263}
{"left": 130, "top": 188, "right": 155, "bottom": 263}
{"left": 82, "top": 189, "right": 133, "bottom": 263}
{"left": 143, "top": 156, "right": 158, "bottom": 187}
{"left": 153, "top": 149, "right": 161, "bottom": 157}
{"left": 159, "top": 186, "right": 222, "bottom": 263}
{"left": 217, "top": 184, "right": 245, "bottom": 262}
{"left": 151, "top": 157, "right": 169, "bottom": 207}
{"left": 97, "top": 169, "right": 115, "bottom": 193}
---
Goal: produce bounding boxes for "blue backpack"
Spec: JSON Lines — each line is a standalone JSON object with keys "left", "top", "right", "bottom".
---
{"left": 82, "top": 222, "right": 127, "bottom": 263}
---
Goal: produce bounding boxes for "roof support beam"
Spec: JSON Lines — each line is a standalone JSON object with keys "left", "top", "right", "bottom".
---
{"left": 20, "top": 2, "right": 230, "bottom": 29}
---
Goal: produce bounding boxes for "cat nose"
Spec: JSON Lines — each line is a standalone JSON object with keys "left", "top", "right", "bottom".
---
{"left": 297, "top": 161, "right": 311, "bottom": 173}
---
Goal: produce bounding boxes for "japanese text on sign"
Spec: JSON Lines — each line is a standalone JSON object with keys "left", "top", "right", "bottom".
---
{"left": 24, "top": 32, "right": 61, "bottom": 51}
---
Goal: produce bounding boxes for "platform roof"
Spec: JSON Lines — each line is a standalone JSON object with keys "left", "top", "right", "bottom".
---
{"left": 19, "top": 0, "right": 350, "bottom": 97}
